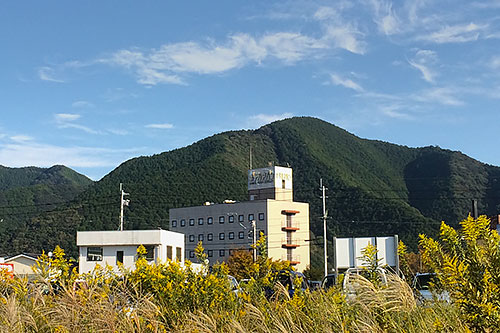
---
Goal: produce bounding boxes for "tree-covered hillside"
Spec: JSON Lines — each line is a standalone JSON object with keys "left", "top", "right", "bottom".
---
{"left": 2, "top": 117, "right": 500, "bottom": 266}
{"left": 0, "top": 165, "right": 93, "bottom": 256}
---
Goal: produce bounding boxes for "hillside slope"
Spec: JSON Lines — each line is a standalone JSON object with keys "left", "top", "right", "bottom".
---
{"left": 3, "top": 117, "right": 500, "bottom": 261}
{"left": 0, "top": 165, "right": 93, "bottom": 256}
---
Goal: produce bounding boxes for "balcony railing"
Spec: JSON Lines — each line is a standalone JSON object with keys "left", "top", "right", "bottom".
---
{"left": 281, "top": 220, "right": 300, "bottom": 231}
{"left": 281, "top": 238, "right": 300, "bottom": 248}
{"left": 281, "top": 254, "right": 301, "bottom": 265}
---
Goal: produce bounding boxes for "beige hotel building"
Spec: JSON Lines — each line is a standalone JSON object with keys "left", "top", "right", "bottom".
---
{"left": 169, "top": 166, "right": 310, "bottom": 272}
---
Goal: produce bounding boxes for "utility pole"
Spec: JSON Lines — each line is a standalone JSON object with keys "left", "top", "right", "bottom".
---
{"left": 119, "top": 183, "right": 130, "bottom": 231}
{"left": 251, "top": 220, "right": 257, "bottom": 262}
{"left": 320, "top": 179, "right": 328, "bottom": 277}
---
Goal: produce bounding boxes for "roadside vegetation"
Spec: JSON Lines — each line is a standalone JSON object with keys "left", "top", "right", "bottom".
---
{"left": 1, "top": 215, "right": 499, "bottom": 332}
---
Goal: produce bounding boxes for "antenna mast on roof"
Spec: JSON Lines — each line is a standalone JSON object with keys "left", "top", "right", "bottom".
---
{"left": 119, "top": 183, "right": 130, "bottom": 231}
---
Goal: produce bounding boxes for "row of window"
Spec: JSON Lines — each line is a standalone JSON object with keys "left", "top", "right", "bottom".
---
{"left": 188, "top": 248, "right": 237, "bottom": 258}
{"left": 86, "top": 245, "right": 181, "bottom": 263}
{"left": 172, "top": 213, "right": 265, "bottom": 228}
{"left": 190, "top": 231, "right": 241, "bottom": 242}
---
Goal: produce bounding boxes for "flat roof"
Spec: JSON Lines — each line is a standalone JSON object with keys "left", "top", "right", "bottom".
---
{"left": 77, "top": 229, "right": 184, "bottom": 246}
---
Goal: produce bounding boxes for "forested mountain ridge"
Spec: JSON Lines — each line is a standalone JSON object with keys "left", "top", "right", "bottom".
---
{"left": 0, "top": 165, "right": 93, "bottom": 256}
{"left": 1, "top": 117, "right": 500, "bottom": 262}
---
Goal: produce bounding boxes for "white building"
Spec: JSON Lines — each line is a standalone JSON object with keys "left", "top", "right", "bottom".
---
{"left": 170, "top": 166, "right": 310, "bottom": 271}
{"left": 76, "top": 229, "right": 184, "bottom": 274}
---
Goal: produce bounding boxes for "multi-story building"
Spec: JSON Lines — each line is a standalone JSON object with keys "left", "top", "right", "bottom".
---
{"left": 169, "top": 166, "right": 310, "bottom": 271}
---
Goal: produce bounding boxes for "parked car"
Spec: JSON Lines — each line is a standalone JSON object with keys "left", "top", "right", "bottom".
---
{"left": 321, "top": 274, "right": 337, "bottom": 290}
{"left": 413, "top": 272, "right": 450, "bottom": 303}
{"left": 343, "top": 267, "right": 388, "bottom": 301}
{"left": 264, "top": 270, "right": 309, "bottom": 298}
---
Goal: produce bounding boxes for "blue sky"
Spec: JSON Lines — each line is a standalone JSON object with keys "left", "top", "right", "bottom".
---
{"left": 1, "top": 1, "right": 500, "bottom": 180}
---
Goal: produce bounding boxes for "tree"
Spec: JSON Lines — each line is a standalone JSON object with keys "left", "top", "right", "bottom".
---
{"left": 419, "top": 215, "right": 500, "bottom": 330}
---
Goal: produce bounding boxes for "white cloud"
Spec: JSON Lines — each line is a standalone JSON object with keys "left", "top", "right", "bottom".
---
{"left": 54, "top": 113, "right": 100, "bottom": 134}
{"left": 104, "top": 31, "right": 331, "bottom": 85}
{"left": 38, "top": 67, "right": 64, "bottom": 83}
{"left": 366, "top": 0, "right": 401, "bottom": 35}
{"left": 418, "top": 23, "right": 487, "bottom": 43}
{"left": 323, "top": 25, "right": 366, "bottom": 55}
{"left": 412, "top": 87, "right": 464, "bottom": 106}
{"left": 0, "top": 142, "right": 141, "bottom": 169}
{"left": 408, "top": 50, "right": 438, "bottom": 83}
{"left": 329, "top": 73, "right": 364, "bottom": 92}
{"left": 489, "top": 55, "right": 500, "bottom": 69}
{"left": 248, "top": 113, "right": 293, "bottom": 127}
{"left": 55, "top": 113, "right": 81, "bottom": 122}
{"left": 10, "top": 135, "right": 33, "bottom": 143}
{"left": 145, "top": 123, "right": 174, "bottom": 129}
{"left": 107, "top": 129, "right": 129, "bottom": 136}
{"left": 72, "top": 100, "right": 94, "bottom": 108}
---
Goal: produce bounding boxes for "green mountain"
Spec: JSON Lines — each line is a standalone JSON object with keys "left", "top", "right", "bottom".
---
{"left": 0, "top": 165, "right": 93, "bottom": 256}
{"left": 2, "top": 117, "right": 500, "bottom": 265}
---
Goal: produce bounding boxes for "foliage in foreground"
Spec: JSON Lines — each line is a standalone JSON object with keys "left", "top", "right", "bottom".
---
{"left": 420, "top": 215, "right": 500, "bottom": 331}
{"left": 0, "top": 246, "right": 469, "bottom": 333}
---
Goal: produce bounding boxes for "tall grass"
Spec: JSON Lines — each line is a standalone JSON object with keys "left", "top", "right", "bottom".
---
{"left": 0, "top": 268, "right": 469, "bottom": 333}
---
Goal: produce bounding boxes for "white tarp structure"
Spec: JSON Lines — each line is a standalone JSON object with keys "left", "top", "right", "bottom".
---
{"left": 333, "top": 235, "right": 399, "bottom": 274}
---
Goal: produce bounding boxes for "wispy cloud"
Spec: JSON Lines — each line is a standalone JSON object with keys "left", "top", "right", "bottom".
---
{"left": 104, "top": 32, "right": 328, "bottom": 85}
{"left": 10, "top": 135, "right": 34, "bottom": 143}
{"left": 329, "top": 73, "right": 364, "bottom": 92}
{"left": 72, "top": 100, "right": 94, "bottom": 108}
{"left": 418, "top": 23, "right": 487, "bottom": 43}
{"left": 55, "top": 113, "right": 81, "bottom": 122}
{"left": 408, "top": 50, "right": 438, "bottom": 83}
{"left": 489, "top": 55, "right": 500, "bottom": 69}
{"left": 365, "top": 0, "right": 401, "bottom": 35}
{"left": 314, "top": 7, "right": 367, "bottom": 55}
{"left": 248, "top": 113, "right": 293, "bottom": 127}
{"left": 54, "top": 113, "right": 99, "bottom": 134}
{"left": 38, "top": 67, "right": 64, "bottom": 83}
{"left": 145, "top": 123, "right": 174, "bottom": 129}
{"left": 0, "top": 142, "right": 143, "bottom": 169}
{"left": 412, "top": 87, "right": 464, "bottom": 106}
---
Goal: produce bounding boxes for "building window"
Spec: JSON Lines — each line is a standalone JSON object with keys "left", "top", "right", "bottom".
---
{"left": 229, "top": 232, "right": 235, "bottom": 240}
{"left": 198, "top": 218, "right": 204, "bottom": 225}
{"left": 238, "top": 215, "right": 244, "bottom": 222}
{"left": 229, "top": 215, "right": 234, "bottom": 223}
{"left": 248, "top": 214, "right": 254, "bottom": 221}
{"left": 167, "top": 246, "right": 173, "bottom": 260}
{"left": 116, "top": 251, "right": 123, "bottom": 265}
{"left": 258, "top": 213, "right": 264, "bottom": 221}
{"left": 208, "top": 250, "right": 213, "bottom": 257}
{"left": 219, "top": 232, "right": 225, "bottom": 240}
{"left": 198, "top": 234, "right": 204, "bottom": 242}
{"left": 189, "top": 219, "right": 195, "bottom": 226}
{"left": 87, "top": 247, "right": 103, "bottom": 261}
{"left": 144, "top": 245, "right": 155, "bottom": 261}
{"left": 189, "top": 235, "right": 195, "bottom": 242}
{"left": 219, "top": 216, "right": 225, "bottom": 224}
{"left": 172, "top": 220, "right": 177, "bottom": 227}
{"left": 239, "top": 231, "right": 244, "bottom": 239}
{"left": 282, "top": 179, "right": 286, "bottom": 189}
{"left": 219, "top": 249, "right": 225, "bottom": 257}
{"left": 189, "top": 251, "right": 195, "bottom": 258}
{"left": 176, "top": 247, "right": 182, "bottom": 261}
{"left": 207, "top": 233, "right": 213, "bottom": 241}
{"left": 207, "top": 217, "right": 213, "bottom": 224}
{"left": 180, "top": 219, "right": 186, "bottom": 227}
{"left": 229, "top": 249, "right": 234, "bottom": 256}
